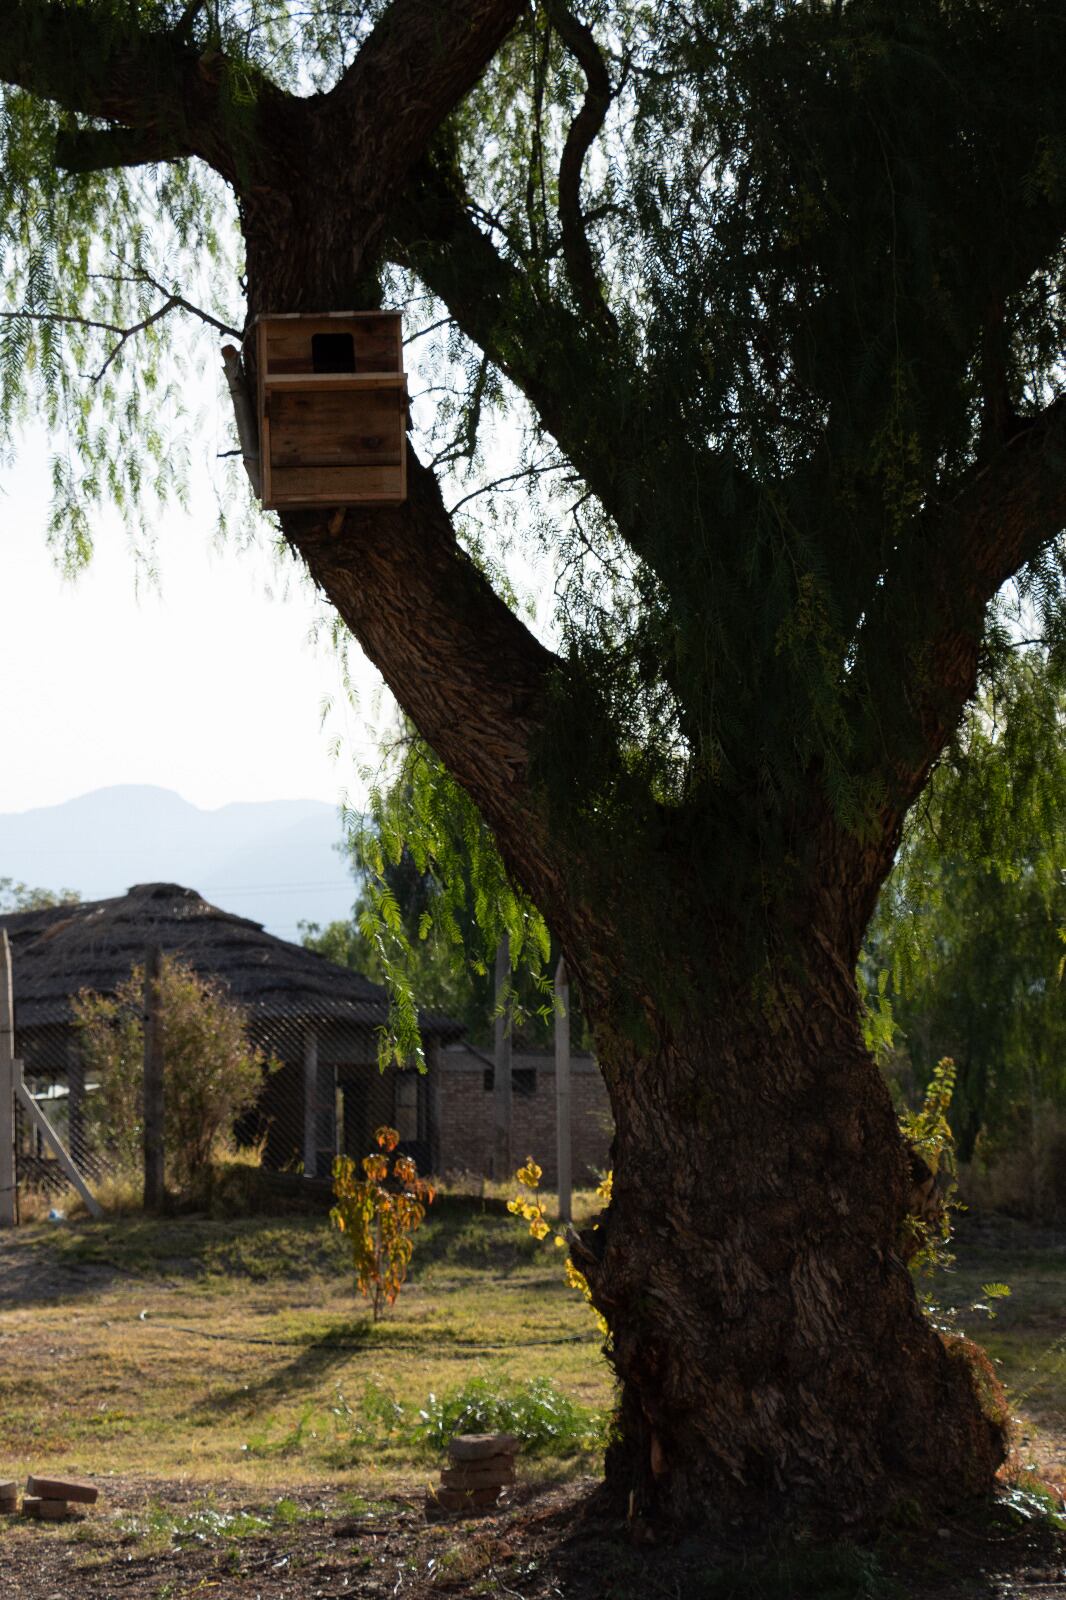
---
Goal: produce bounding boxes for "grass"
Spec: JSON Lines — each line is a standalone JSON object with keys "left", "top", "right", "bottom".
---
{"left": 924, "top": 1211, "right": 1066, "bottom": 1483}
{"left": 0, "top": 1191, "right": 612, "bottom": 1492}
{"left": 0, "top": 1195, "right": 1063, "bottom": 1508}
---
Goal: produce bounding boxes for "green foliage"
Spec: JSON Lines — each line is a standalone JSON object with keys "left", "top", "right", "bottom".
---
{"left": 3, "top": 3, "right": 1064, "bottom": 951}
{"left": 897, "top": 1064, "right": 1015, "bottom": 1322}
{"left": 319, "top": 1373, "right": 607, "bottom": 1462}
{"left": 329, "top": 732, "right": 553, "bottom": 1063}
{"left": 0, "top": 877, "right": 79, "bottom": 912}
{"left": 866, "top": 645, "right": 1066, "bottom": 1161}
{"left": 900, "top": 1057, "right": 957, "bottom": 1182}
{"left": 71, "top": 954, "right": 269, "bottom": 1189}
{"left": 0, "top": 75, "right": 233, "bottom": 564}
{"left": 411, "top": 1374, "right": 603, "bottom": 1457}
{"left": 330, "top": 1125, "right": 435, "bottom": 1320}
{"left": 898, "top": 1058, "right": 959, "bottom": 1278}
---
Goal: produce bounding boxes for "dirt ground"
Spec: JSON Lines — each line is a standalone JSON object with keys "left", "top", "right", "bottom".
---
{"left": 0, "top": 1203, "right": 1063, "bottom": 1598}
{"left": 0, "top": 1473, "right": 1064, "bottom": 1600}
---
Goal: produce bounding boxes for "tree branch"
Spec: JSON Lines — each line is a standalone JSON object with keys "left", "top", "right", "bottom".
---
{"left": 54, "top": 124, "right": 196, "bottom": 175}
{"left": 0, "top": 1, "right": 293, "bottom": 184}
{"left": 544, "top": 0, "right": 618, "bottom": 335}
{"left": 284, "top": 452, "right": 602, "bottom": 954}
{"left": 320, "top": 0, "right": 527, "bottom": 213}
{"left": 387, "top": 158, "right": 643, "bottom": 540}
{"left": 0, "top": 288, "right": 241, "bottom": 383}
{"left": 853, "top": 393, "right": 1066, "bottom": 838}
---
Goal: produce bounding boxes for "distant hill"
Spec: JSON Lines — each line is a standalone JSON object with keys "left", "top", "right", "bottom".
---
{"left": 0, "top": 785, "right": 356, "bottom": 939}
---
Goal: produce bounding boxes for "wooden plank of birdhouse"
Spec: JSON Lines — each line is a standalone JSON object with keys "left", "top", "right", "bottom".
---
{"left": 262, "top": 373, "right": 407, "bottom": 390}
{"left": 263, "top": 316, "right": 400, "bottom": 376}
{"left": 268, "top": 389, "right": 403, "bottom": 469}
{"left": 267, "top": 463, "right": 405, "bottom": 505}
{"left": 256, "top": 318, "right": 273, "bottom": 506}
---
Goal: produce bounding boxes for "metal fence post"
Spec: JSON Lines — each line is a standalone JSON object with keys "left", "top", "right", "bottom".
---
{"left": 555, "top": 955, "right": 572, "bottom": 1224}
{"left": 143, "top": 944, "right": 165, "bottom": 1209}
{"left": 0, "top": 931, "right": 16, "bottom": 1226}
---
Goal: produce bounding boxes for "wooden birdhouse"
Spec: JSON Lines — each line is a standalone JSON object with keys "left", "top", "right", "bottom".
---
{"left": 255, "top": 312, "right": 407, "bottom": 510}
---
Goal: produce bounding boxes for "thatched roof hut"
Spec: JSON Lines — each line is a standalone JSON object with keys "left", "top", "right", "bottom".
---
{"left": 0, "top": 882, "right": 463, "bottom": 1176}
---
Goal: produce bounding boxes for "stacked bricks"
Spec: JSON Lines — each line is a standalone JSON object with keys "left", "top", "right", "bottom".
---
{"left": 428, "top": 1433, "right": 518, "bottom": 1515}
{"left": 0, "top": 1479, "right": 17, "bottom": 1514}
{"left": 21, "top": 1475, "right": 98, "bottom": 1521}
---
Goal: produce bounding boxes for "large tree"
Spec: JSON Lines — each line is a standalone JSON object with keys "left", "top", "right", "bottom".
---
{"left": 3, "top": 0, "right": 1065, "bottom": 1532}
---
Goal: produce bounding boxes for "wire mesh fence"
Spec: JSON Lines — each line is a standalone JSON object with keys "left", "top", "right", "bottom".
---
{"left": 11, "top": 1008, "right": 437, "bottom": 1209}
{"left": 2, "top": 882, "right": 457, "bottom": 1217}
{"left": 1, "top": 882, "right": 604, "bottom": 1220}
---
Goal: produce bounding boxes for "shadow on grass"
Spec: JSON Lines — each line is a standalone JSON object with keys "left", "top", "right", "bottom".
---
{"left": 188, "top": 1320, "right": 378, "bottom": 1422}
{"left": 2, "top": 1193, "right": 543, "bottom": 1311}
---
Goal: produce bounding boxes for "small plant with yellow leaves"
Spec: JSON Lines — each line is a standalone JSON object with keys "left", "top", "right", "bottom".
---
{"left": 897, "top": 1062, "right": 1012, "bottom": 1327}
{"left": 331, "top": 1126, "right": 435, "bottom": 1321}
{"left": 899, "top": 1057, "right": 960, "bottom": 1277}
{"left": 508, "top": 1158, "right": 611, "bottom": 1336}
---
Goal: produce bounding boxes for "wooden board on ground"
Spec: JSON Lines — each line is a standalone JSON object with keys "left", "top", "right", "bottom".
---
{"left": 22, "top": 1497, "right": 73, "bottom": 1520}
{"left": 447, "top": 1432, "right": 519, "bottom": 1462}
{"left": 26, "top": 1474, "right": 98, "bottom": 1503}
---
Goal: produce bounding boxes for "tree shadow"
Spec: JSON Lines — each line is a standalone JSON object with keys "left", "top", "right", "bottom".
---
{"left": 188, "top": 1320, "right": 376, "bottom": 1421}
{"left": 0, "top": 1209, "right": 342, "bottom": 1308}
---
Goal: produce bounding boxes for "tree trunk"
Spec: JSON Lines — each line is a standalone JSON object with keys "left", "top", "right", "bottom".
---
{"left": 578, "top": 942, "right": 1007, "bottom": 1529}
{"left": 240, "top": 223, "right": 1007, "bottom": 1536}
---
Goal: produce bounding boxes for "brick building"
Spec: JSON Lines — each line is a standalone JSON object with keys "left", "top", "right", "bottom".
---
{"left": 436, "top": 1042, "right": 613, "bottom": 1187}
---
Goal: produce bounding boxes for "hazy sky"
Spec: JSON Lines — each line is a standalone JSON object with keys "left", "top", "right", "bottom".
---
{"left": 0, "top": 424, "right": 392, "bottom": 817}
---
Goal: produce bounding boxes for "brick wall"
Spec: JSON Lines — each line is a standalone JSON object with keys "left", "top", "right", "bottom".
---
{"left": 436, "top": 1045, "right": 613, "bottom": 1186}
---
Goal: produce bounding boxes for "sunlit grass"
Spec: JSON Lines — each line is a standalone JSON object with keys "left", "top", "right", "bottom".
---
{"left": 0, "top": 1195, "right": 612, "bottom": 1491}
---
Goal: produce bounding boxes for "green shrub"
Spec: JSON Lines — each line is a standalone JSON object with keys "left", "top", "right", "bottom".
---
{"left": 412, "top": 1374, "right": 604, "bottom": 1455}
{"left": 323, "top": 1375, "right": 606, "bottom": 1461}
{"left": 73, "top": 954, "right": 271, "bottom": 1191}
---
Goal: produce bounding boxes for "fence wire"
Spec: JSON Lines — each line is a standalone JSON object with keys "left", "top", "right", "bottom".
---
{"left": 12, "top": 1011, "right": 431, "bottom": 1206}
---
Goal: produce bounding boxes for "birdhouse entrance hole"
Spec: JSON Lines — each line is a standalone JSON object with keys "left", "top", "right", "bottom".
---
{"left": 311, "top": 332, "right": 356, "bottom": 373}
{"left": 255, "top": 312, "right": 407, "bottom": 509}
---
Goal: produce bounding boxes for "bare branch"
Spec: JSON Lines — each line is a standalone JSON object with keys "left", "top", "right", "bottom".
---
{"left": 403, "top": 316, "right": 455, "bottom": 346}
{"left": 544, "top": 0, "right": 617, "bottom": 335}
{"left": 0, "top": 289, "right": 241, "bottom": 384}
{"left": 447, "top": 457, "right": 563, "bottom": 517}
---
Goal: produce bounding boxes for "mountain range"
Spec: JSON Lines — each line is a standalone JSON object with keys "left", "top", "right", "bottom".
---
{"left": 0, "top": 785, "right": 356, "bottom": 940}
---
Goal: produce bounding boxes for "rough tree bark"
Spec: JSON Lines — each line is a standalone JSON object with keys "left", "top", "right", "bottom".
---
{"left": 579, "top": 945, "right": 1006, "bottom": 1527}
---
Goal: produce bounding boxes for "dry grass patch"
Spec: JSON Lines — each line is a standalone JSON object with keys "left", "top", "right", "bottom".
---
{"left": 0, "top": 1196, "right": 611, "bottom": 1494}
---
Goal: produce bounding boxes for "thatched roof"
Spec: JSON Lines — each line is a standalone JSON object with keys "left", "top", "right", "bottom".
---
{"left": 0, "top": 882, "right": 462, "bottom": 1039}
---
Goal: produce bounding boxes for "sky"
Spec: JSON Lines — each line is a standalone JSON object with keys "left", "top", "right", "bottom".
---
{"left": 0, "top": 423, "right": 393, "bottom": 819}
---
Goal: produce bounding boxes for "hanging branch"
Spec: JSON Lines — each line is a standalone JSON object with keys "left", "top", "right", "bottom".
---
{"left": 446, "top": 455, "right": 565, "bottom": 517}
{"left": 0, "top": 290, "right": 241, "bottom": 384}
{"left": 544, "top": 0, "right": 618, "bottom": 336}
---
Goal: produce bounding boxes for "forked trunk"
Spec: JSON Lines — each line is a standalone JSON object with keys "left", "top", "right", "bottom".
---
{"left": 579, "top": 944, "right": 1007, "bottom": 1529}
{"left": 240, "top": 226, "right": 1007, "bottom": 1538}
